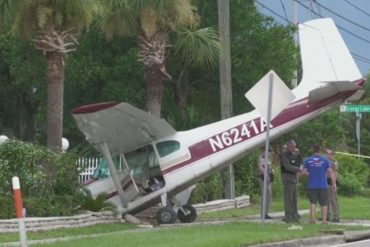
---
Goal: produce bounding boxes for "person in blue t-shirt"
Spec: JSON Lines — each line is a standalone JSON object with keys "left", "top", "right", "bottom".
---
{"left": 301, "top": 144, "right": 336, "bottom": 224}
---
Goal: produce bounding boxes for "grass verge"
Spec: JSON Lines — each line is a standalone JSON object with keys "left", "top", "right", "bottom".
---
{"left": 1, "top": 196, "right": 369, "bottom": 246}
{"left": 0, "top": 223, "right": 136, "bottom": 244}
{"left": 32, "top": 222, "right": 366, "bottom": 247}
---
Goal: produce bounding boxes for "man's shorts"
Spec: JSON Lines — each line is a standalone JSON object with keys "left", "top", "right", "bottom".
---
{"left": 308, "top": 188, "right": 329, "bottom": 206}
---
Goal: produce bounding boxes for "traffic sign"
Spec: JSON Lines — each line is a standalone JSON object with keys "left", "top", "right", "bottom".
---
{"left": 340, "top": 104, "right": 370, "bottom": 112}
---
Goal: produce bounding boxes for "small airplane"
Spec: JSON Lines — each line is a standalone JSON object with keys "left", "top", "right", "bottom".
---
{"left": 72, "top": 18, "right": 365, "bottom": 224}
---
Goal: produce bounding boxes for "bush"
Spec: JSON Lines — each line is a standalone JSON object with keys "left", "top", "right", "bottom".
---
{"left": 0, "top": 139, "right": 81, "bottom": 218}
{"left": 336, "top": 154, "right": 369, "bottom": 195}
{"left": 190, "top": 173, "right": 223, "bottom": 203}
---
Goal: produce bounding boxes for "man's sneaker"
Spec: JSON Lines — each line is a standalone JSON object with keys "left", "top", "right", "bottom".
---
{"left": 332, "top": 218, "right": 340, "bottom": 223}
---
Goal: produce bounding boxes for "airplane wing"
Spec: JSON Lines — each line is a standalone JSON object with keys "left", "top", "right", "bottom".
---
{"left": 72, "top": 102, "right": 176, "bottom": 155}
{"left": 308, "top": 80, "right": 362, "bottom": 104}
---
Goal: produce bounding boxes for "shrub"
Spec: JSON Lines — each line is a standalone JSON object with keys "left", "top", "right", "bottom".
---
{"left": 336, "top": 154, "right": 369, "bottom": 195}
{"left": 190, "top": 173, "right": 223, "bottom": 203}
{"left": 0, "top": 139, "right": 81, "bottom": 218}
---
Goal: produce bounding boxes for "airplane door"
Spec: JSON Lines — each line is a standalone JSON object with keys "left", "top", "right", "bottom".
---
{"left": 85, "top": 155, "right": 140, "bottom": 203}
{"left": 124, "top": 145, "right": 165, "bottom": 194}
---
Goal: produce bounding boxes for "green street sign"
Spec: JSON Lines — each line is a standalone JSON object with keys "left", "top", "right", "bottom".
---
{"left": 340, "top": 104, "right": 370, "bottom": 112}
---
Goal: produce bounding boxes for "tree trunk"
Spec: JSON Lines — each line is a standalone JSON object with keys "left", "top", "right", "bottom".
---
{"left": 174, "top": 69, "right": 189, "bottom": 118}
{"left": 46, "top": 52, "right": 64, "bottom": 152}
{"left": 145, "top": 66, "right": 164, "bottom": 118}
{"left": 218, "top": 0, "right": 234, "bottom": 199}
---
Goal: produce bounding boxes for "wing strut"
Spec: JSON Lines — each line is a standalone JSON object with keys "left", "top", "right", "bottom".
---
{"left": 99, "top": 143, "right": 129, "bottom": 209}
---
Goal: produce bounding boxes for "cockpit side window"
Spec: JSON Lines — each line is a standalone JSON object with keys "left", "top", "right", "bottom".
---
{"left": 92, "top": 155, "right": 122, "bottom": 179}
{"left": 156, "top": 140, "right": 180, "bottom": 157}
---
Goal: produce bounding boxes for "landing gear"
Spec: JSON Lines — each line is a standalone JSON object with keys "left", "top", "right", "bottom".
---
{"left": 157, "top": 207, "right": 177, "bottom": 224}
{"left": 177, "top": 204, "right": 197, "bottom": 223}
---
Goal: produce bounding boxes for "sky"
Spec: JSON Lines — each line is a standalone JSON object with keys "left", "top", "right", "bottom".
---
{"left": 255, "top": 0, "right": 370, "bottom": 76}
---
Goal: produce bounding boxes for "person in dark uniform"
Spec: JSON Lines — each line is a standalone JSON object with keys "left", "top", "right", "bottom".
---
{"left": 280, "top": 140, "right": 302, "bottom": 223}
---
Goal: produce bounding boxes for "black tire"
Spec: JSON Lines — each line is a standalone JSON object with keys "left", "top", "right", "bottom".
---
{"left": 177, "top": 204, "right": 197, "bottom": 223}
{"left": 157, "top": 207, "right": 177, "bottom": 224}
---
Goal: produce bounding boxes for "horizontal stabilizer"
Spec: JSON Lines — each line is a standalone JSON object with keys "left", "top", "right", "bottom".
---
{"left": 308, "top": 81, "right": 362, "bottom": 104}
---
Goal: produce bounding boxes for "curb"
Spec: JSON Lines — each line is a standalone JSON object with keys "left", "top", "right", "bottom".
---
{"left": 245, "top": 235, "right": 345, "bottom": 247}
{"left": 344, "top": 230, "right": 370, "bottom": 242}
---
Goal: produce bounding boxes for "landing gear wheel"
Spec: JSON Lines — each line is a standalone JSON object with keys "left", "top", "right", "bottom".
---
{"left": 157, "top": 207, "right": 177, "bottom": 224}
{"left": 178, "top": 204, "right": 197, "bottom": 223}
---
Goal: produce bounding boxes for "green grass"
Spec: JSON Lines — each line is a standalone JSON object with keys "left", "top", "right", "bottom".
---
{"left": 198, "top": 195, "right": 370, "bottom": 220}
{"left": 198, "top": 195, "right": 310, "bottom": 219}
{"left": 32, "top": 222, "right": 366, "bottom": 247}
{"left": 0, "top": 223, "right": 136, "bottom": 243}
{"left": 1, "top": 196, "right": 369, "bottom": 246}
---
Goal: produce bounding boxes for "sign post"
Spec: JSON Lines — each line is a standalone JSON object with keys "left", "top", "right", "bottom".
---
{"left": 245, "top": 70, "right": 295, "bottom": 223}
{"left": 340, "top": 104, "right": 370, "bottom": 157}
{"left": 12, "top": 177, "right": 27, "bottom": 247}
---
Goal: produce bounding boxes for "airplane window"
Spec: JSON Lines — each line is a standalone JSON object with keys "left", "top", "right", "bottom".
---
{"left": 156, "top": 140, "right": 180, "bottom": 157}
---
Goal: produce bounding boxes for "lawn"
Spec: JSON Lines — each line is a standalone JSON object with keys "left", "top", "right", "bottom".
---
{"left": 0, "top": 223, "right": 136, "bottom": 244}
{"left": 198, "top": 195, "right": 370, "bottom": 220}
{"left": 31, "top": 222, "right": 365, "bottom": 247}
{"left": 1, "top": 195, "right": 369, "bottom": 246}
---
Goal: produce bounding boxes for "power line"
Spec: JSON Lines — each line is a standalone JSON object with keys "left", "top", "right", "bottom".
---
{"left": 314, "top": 0, "right": 370, "bottom": 32}
{"left": 351, "top": 53, "right": 370, "bottom": 63}
{"left": 345, "top": 0, "right": 370, "bottom": 18}
{"left": 352, "top": 53, "right": 370, "bottom": 65}
{"left": 280, "top": 0, "right": 289, "bottom": 22}
{"left": 256, "top": 0, "right": 293, "bottom": 25}
{"left": 255, "top": 0, "right": 370, "bottom": 66}
{"left": 296, "top": 0, "right": 370, "bottom": 44}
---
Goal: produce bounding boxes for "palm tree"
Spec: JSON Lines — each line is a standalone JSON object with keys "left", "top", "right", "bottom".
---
{"left": 101, "top": 0, "right": 199, "bottom": 117}
{"left": 1, "top": 0, "right": 96, "bottom": 151}
{"left": 173, "top": 27, "right": 221, "bottom": 113}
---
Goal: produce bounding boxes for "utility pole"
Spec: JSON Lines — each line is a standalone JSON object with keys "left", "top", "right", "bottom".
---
{"left": 356, "top": 111, "right": 362, "bottom": 157}
{"left": 217, "top": 0, "right": 235, "bottom": 199}
{"left": 291, "top": 0, "right": 298, "bottom": 88}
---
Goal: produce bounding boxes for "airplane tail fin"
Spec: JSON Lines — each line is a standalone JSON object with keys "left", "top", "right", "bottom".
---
{"left": 295, "top": 18, "right": 363, "bottom": 99}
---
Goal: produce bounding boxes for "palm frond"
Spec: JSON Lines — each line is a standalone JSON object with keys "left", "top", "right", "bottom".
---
{"left": 17, "top": 0, "right": 96, "bottom": 37}
{"left": 0, "top": 0, "right": 23, "bottom": 30}
{"left": 175, "top": 27, "right": 221, "bottom": 69}
{"left": 79, "top": 190, "right": 117, "bottom": 214}
{"left": 100, "top": 0, "right": 136, "bottom": 39}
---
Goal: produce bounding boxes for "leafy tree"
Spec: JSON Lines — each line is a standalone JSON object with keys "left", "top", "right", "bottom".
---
{"left": 1, "top": 0, "right": 97, "bottom": 151}
{"left": 0, "top": 34, "right": 45, "bottom": 141}
{"left": 100, "top": 0, "right": 199, "bottom": 117}
{"left": 63, "top": 24, "right": 145, "bottom": 151}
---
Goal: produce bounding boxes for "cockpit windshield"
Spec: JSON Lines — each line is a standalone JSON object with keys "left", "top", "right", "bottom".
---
{"left": 92, "top": 155, "right": 122, "bottom": 179}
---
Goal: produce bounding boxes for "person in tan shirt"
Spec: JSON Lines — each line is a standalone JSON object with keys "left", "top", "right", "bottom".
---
{"left": 258, "top": 150, "right": 274, "bottom": 219}
{"left": 326, "top": 149, "right": 340, "bottom": 222}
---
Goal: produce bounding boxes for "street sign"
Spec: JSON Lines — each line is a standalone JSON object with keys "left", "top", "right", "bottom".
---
{"left": 340, "top": 104, "right": 370, "bottom": 112}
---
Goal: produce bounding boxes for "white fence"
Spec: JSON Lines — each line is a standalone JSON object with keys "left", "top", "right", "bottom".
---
{"left": 77, "top": 157, "right": 101, "bottom": 183}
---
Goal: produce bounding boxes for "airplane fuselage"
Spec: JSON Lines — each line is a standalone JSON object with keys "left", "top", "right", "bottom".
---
{"left": 159, "top": 84, "right": 362, "bottom": 195}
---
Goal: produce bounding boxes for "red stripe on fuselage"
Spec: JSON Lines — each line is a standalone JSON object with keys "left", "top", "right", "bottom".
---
{"left": 72, "top": 102, "right": 119, "bottom": 114}
{"left": 162, "top": 86, "right": 361, "bottom": 175}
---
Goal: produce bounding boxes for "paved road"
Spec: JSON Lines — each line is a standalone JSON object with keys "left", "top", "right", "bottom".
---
{"left": 334, "top": 239, "right": 370, "bottom": 247}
